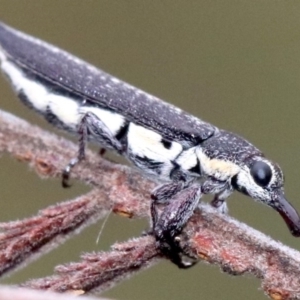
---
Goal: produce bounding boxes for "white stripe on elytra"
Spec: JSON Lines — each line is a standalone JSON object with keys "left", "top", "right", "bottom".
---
{"left": 80, "top": 106, "right": 125, "bottom": 136}
{"left": 1, "top": 24, "right": 201, "bottom": 133}
{"left": 1, "top": 59, "right": 82, "bottom": 128}
{"left": 0, "top": 56, "right": 126, "bottom": 134}
{"left": 1, "top": 59, "right": 49, "bottom": 112}
{"left": 175, "top": 147, "right": 198, "bottom": 171}
{"left": 128, "top": 123, "right": 183, "bottom": 162}
{"left": 48, "top": 95, "right": 81, "bottom": 128}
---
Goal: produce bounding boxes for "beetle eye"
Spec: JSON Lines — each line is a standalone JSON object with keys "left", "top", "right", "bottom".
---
{"left": 250, "top": 161, "right": 272, "bottom": 187}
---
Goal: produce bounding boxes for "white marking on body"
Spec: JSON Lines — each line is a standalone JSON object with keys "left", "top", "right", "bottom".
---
{"left": 0, "top": 54, "right": 125, "bottom": 136}
{"left": 1, "top": 60, "right": 49, "bottom": 112}
{"left": 0, "top": 57, "right": 81, "bottom": 129}
{"left": 80, "top": 106, "right": 125, "bottom": 136}
{"left": 0, "top": 23, "right": 215, "bottom": 136}
{"left": 128, "top": 123, "right": 183, "bottom": 162}
{"left": 196, "top": 148, "right": 240, "bottom": 181}
{"left": 48, "top": 95, "right": 80, "bottom": 129}
{"left": 175, "top": 147, "right": 198, "bottom": 172}
{"left": 0, "top": 52, "right": 85, "bottom": 130}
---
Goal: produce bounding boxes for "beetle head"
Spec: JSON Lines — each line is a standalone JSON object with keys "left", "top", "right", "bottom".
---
{"left": 232, "top": 156, "right": 300, "bottom": 237}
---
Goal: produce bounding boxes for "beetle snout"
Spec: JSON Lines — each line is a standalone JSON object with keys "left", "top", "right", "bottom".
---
{"left": 271, "top": 191, "right": 300, "bottom": 237}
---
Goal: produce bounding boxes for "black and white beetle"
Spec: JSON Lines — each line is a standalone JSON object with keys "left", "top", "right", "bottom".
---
{"left": 0, "top": 22, "right": 299, "bottom": 267}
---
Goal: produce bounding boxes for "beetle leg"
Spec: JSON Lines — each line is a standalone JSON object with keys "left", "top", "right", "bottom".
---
{"left": 149, "top": 181, "right": 186, "bottom": 231}
{"left": 152, "top": 184, "right": 201, "bottom": 268}
{"left": 210, "top": 188, "right": 233, "bottom": 214}
{"left": 62, "top": 112, "right": 124, "bottom": 187}
{"left": 151, "top": 181, "right": 186, "bottom": 203}
{"left": 201, "top": 177, "right": 232, "bottom": 214}
{"left": 201, "top": 177, "right": 228, "bottom": 194}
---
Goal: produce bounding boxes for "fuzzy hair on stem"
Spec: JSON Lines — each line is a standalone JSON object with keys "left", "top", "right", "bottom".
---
{"left": 0, "top": 109, "right": 300, "bottom": 299}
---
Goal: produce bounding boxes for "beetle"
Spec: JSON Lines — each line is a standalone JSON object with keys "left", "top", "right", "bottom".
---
{"left": 0, "top": 21, "right": 299, "bottom": 267}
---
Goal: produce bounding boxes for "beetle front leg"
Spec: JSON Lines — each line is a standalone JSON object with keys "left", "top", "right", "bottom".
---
{"left": 210, "top": 188, "right": 233, "bottom": 214}
{"left": 150, "top": 181, "right": 186, "bottom": 230}
{"left": 202, "top": 177, "right": 232, "bottom": 214}
{"left": 151, "top": 181, "right": 186, "bottom": 203}
{"left": 152, "top": 184, "right": 202, "bottom": 268}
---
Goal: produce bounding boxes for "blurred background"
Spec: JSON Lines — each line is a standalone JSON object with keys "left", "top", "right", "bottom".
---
{"left": 0, "top": 1, "right": 300, "bottom": 299}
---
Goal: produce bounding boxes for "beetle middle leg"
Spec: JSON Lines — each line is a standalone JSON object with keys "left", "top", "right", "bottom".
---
{"left": 62, "top": 112, "right": 124, "bottom": 187}
{"left": 151, "top": 184, "right": 202, "bottom": 268}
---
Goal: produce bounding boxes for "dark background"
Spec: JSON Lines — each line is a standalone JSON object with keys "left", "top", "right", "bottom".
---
{"left": 0, "top": 1, "right": 300, "bottom": 299}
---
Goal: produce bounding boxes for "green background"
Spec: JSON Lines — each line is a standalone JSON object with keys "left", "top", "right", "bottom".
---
{"left": 0, "top": 1, "right": 300, "bottom": 299}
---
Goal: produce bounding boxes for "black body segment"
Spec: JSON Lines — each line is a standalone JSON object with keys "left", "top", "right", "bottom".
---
{"left": 201, "top": 130, "right": 261, "bottom": 162}
{"left": 0, "top": 22, "right": 216, "bottom": 146}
